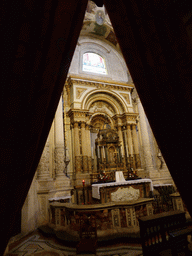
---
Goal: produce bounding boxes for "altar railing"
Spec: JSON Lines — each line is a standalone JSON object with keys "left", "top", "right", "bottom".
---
{"left": 49, "top": 199, "right": 154, "bottom": 239}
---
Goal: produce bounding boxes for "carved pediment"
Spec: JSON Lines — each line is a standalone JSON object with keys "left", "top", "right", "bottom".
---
{"left": 111, "top": 186, "right": 140, "bottom": 202}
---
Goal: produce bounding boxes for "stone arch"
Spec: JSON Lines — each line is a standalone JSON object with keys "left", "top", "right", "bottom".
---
{"left": 87, "top": 96, "right": 118, "bottom": 116}
{"left": 89, "top": 113, "right": 114, "bottom": 129}
{"left": 82, "top": 89, "right": 128, "bottom": 113}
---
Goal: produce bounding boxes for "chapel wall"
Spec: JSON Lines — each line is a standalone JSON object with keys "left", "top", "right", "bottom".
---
{"left": 69, "top": 36, "right": 130, "bottom": 83}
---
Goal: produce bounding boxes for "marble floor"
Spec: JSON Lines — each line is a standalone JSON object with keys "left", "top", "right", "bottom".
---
{"left": 4, "top": 230, "right": 143, "bottom": 256}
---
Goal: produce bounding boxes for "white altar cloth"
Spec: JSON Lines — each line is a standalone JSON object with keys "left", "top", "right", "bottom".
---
{"left": 92, "top": 178, "right": 153, "bottom": 199}
{"left": 115, "top": 171, "right": 126, "bottom": 182}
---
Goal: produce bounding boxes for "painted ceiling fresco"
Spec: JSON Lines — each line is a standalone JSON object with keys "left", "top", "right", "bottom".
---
{"left": 81, "top": 0, "right": 119, "bottom": 49}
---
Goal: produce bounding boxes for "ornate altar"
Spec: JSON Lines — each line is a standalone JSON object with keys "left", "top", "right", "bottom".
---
{"left": 92, "top": 178, "right": 153, "bottom": 204}
{"left": 95, "top": 127, "right": 138, "bottom": 179}
{"left": 95, "top": 128, "right": 124, "bottom": 173}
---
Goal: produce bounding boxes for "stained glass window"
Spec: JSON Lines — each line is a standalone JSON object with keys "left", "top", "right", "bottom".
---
{"left": 83, "top": 52, "right": 107, "bottom": 74}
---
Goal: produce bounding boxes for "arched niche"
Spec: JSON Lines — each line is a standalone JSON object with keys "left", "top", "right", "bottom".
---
{"left": 90, "top": 113, "right": 114, "bottom": 132}
{"left": 82, "top": 89, "right": 128, "bottom": 114}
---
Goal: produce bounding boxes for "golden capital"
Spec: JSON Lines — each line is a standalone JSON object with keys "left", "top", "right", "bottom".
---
{"left": 80, "top": 122, "right": 86, "bottom": 128}
{"left": 74, "top": 122, "right": 79, "bottom": 128}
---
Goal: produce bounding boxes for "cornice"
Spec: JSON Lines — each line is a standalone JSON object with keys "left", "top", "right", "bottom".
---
{"left": 113, "top": 113, "right": 139, "bottom": 119}
{"left": 112, "top": 113, "right": 139, "bottom": 126}
{"left": 65, "top": 75, "right": 134, "bottom": 92}
{"left": 67, "top": 109, "right": 89, "bottom": 118}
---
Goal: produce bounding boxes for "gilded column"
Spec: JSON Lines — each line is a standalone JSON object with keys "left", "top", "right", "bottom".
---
{"left": 117, "top": 126, "right": 125, "bottom": 166}
{"left": 117, "top": 126, "right": 125, "bottom": 156}
{"left": 86, "top": 124, "right": 92, "bottom": 173}
{"left": 81, "top": 122, "right": 88, "bottom": 173}
{"left": 126, "top": 124, "right": 136, "bottom": 169}
{"left": 74, "top": 122, "right": 81, "bottom": 172}
{"left": 132, "top": 124, "right": 141, "bottom": 169}
{"left": 123, "top": 127, "right": 130, "bottom": 169}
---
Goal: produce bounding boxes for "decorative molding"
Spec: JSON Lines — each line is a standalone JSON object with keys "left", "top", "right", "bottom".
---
{"left": 112, "top": 209, "right": 121, "bottom": 227}
{"left": 113, "top": 113, "right": 139, "bottom": 125}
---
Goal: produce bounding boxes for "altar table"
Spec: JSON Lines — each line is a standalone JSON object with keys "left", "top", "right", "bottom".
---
{"left": 92, "top": 178, "right": 153, "bottom": 201}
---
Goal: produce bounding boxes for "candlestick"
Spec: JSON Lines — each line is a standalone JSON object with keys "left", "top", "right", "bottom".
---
{"left": 82, "top": 179, "right": 85, "bottom": 204}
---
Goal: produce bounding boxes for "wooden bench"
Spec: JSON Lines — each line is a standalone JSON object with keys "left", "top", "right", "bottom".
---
{"left": 139, "top": 210, "right": 192, "bottom": 255}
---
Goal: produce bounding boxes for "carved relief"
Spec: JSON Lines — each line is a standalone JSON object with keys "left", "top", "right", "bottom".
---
{"left": 120, "top": 93, "right": 130, "bottom": 104}
{"left": 55, "top": 147, "right": 65, "bottom": 176}
{"left": 111, "top": 186, "right": 140, "bottom": 202}
{"left": 76, "top": 87, "right": 87, "bottom": 99}
{"left": 37, "top": 144, "right": 49, "bottom": 178}
{"left": 89, "top": 101, "right": 115, "bottom": 116}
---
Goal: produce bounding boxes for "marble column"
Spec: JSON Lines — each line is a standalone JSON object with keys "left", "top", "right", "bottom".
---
{"left": 137, "top": 98, "right": 156, "bottom": 176}
{"left": 74, "top": 121, "right": 81, "bottom": 172}
{"left": 132, "top": 124, "right": 141, "bottom": 169}
{"left": 126, "top": 124, "right": 136, "bottom": 169}
{"left": 123, "top": 128, "right": 130, "bottom": 169}
{"left": 81, "top": 122, "right": 88, "bottom": 173}
{"left": 86, "top": 124, "right": 92, "bottom": 173}
{"left": 48, "top": 96, "right": 71, "bottom": 199}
